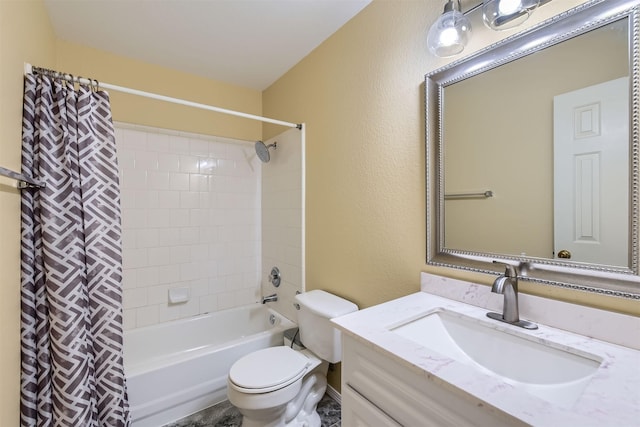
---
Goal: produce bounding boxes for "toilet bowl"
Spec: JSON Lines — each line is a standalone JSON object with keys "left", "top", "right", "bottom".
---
{"left": 227, "top": 290, "right": 358, "bottom": 427}
{"left": 227, "top": 347, "right": 326, "bottom": 427}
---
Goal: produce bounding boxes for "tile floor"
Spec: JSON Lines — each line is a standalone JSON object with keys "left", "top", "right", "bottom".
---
{"left": 164, "top": 394, "right": 341, "bottom": 427}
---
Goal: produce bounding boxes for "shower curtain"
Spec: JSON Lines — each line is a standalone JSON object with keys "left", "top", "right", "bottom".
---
{"left": 20, "top": 73, "right": 130, "bottom": 426}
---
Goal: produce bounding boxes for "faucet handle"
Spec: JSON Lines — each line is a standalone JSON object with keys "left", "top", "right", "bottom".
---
{"left": 492, "top": 260, "right": 517, "bottom": 277}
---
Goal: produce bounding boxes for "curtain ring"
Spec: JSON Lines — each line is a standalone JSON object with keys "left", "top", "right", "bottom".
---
{"left": 61, "top": 72, "right": 71, "bottom": 85}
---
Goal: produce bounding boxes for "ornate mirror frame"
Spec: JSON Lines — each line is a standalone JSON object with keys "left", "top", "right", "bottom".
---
{"left": 425, "top": 0, "right": 640, "bottom": 299}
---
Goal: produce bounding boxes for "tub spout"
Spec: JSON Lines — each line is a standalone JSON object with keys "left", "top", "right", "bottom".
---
{"left": 261, "top": 294, "right": 278, "bottom": 304}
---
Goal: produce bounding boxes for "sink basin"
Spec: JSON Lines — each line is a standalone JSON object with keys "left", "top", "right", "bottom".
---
{"left": 391, "top": 309, "right": 602, "bottom": 406}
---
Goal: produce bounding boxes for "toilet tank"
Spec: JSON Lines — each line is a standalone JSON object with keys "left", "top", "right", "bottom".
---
{"left": 295, "top": 290, "right": 358, "bottom": 363}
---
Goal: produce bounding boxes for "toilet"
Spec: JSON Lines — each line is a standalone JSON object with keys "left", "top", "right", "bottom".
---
{"left": 227, "top": 290, "right": 358, "bottom": 427}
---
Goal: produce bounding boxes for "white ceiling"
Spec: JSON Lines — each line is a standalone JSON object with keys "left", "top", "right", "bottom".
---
{"left": 43, "top": 0, "right": 372, "bottom": 91}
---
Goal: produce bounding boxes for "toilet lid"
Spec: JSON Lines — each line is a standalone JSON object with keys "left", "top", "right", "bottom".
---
{"left": 229, "top": 346, "right": 310, "bottom": 391}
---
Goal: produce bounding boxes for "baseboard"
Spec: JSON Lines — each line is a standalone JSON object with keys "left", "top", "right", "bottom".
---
{"left": 325, "top": 384, "right": 341, "bottom": 405}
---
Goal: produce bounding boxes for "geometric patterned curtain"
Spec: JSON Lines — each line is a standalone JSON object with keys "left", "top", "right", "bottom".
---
{"left": 20, "top": 72, "right": 130, "bottom": 426}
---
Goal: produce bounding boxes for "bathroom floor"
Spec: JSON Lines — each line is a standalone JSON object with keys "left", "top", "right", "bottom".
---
{"left": 163, "top": 393, "right": 341, "bottom": 427}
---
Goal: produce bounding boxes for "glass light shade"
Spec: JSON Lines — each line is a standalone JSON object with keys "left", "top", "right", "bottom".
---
{"left": 427, "top": 8, "right": 472, "bottom": 57}
{"left": 482, "top": 0, "right": 540, "bottom": 30}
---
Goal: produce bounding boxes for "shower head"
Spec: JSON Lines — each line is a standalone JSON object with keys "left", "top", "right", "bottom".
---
{"left": 255, "top": 140, "right": 277, "bottom": 163}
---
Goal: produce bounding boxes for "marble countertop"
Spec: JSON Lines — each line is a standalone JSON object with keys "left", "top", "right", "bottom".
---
{"left": 332, "top": 291, "right": 640, "bottom": 426}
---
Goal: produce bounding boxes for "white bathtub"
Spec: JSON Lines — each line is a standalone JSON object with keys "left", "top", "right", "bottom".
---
{"left": 124, "top": 304, "right": 296, "bottom": 427}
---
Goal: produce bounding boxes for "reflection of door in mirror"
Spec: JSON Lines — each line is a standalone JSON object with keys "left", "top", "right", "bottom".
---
{"left": 553, "top": 77, "right": 629, "bottom": 267}
{"left": 443, "top": 19, "right": 629, "bottom": 265}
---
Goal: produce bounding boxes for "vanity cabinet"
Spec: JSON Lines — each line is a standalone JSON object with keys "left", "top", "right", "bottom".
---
{"left": 341, "top": 336, "right": 525, "bottom": 427}
{"left": 342, "top": 387, "right": 401, "bottom": 427}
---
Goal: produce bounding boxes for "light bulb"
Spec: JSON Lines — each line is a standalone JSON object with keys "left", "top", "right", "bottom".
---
{"left": 439, "top": 27, "right": 459, "bottom": 46}
{"left": 427, "top": 1, "right": 472, "bottom": 57}
{"left": 482, "top": 0, "right": 539, "bottom": 31}
{"left": 499, "top": 0, "right": 522, "bottom": 15}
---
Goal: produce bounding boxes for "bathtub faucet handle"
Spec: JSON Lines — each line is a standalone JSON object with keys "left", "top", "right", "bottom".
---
{"left": 269, "top": 267, "right": 281, "bottom": 287}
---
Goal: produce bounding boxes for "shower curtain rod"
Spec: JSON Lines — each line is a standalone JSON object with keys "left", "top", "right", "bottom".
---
{"left": 0, "top": 165, "right": 45, "bottom": 189}
{"left": 24, "top": 63, "right": 302, "bottom": 130}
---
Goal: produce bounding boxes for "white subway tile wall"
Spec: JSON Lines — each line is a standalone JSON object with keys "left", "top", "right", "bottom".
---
{"left": 115, "top": 123, "right": 262, "bottom": 329}
{"left": 261, "top": 128, "right": 305, "bottom": 322}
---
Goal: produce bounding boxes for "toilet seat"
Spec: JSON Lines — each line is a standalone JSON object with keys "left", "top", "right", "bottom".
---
{"left": 229, "top": 346, "right": 310, "bottom": 393}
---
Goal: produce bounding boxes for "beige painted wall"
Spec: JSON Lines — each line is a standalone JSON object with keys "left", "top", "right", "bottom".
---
{"left": 263, "top": 0, "right": 639, "bottom": 324}
{"left": 264, "top": 1, "right": 430, "bottom": 310}
{"left": 56, "top": 40, "right": 262, "bottom": 141}
{"left": 0, "top": 1, "right": 56, "bottom": 423}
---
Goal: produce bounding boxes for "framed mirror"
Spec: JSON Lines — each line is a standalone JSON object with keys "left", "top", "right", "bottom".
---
{"left": 425, "top": 0, "right": 640, "bottom": 298}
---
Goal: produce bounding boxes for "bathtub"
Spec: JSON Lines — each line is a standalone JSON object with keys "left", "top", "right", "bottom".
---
{"left": 124, "top": 304, "right": 296, "bottom": 427}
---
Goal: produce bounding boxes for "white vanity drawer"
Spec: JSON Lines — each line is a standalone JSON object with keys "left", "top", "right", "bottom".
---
{"left": 342, "top": 385, "right": 402, "bottom": 427}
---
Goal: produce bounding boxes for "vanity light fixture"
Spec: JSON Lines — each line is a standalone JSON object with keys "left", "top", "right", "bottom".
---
{"left": 428, "top": 0, "right": 547, "bottom": 57}
{"left": 427, "top": 0, "right": 472, "bottom": 57}
{"left": 483, "top": 0, "right": 540, "bottom": 30}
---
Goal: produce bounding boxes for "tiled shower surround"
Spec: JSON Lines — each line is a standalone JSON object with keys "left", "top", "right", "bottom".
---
{"left": 260, "top": 128, "right": 304, "bottom": 322}
{"left": 116, "top": 124, "right": 263, "bottom": 329}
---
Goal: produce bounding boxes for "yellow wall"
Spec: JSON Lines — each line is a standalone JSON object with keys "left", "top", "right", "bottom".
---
{"left": 55, "top": 40, "right": 262, "bottom": 141}
{"left": 0, "top": 1, "right": 56, "bottom": 424}
{"left": 264, "top": 0, "right": 431, "bottom": 308}
{"left": 263, "top": 0, "right": 639, "bottom": 318}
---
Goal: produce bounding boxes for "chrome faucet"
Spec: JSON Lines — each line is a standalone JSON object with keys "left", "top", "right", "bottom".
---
{"left": 261, "top": 294, "right": 278, "bottom": 304}
{"left": 486, "top": 261, "right": 537, "bottom": 330}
